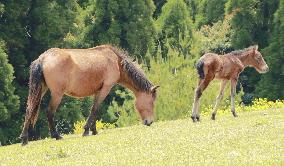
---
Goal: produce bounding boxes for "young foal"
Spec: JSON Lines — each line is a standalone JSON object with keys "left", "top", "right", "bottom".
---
{"left": 191, "top": 45, "right": 269, "bottom": 122}
{"left": 20, "top": 45, "right": 159, "bottom": 145}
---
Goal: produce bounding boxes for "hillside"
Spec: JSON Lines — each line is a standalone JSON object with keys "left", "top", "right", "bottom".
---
{"left": 0, "top": 109, "right": 283, "bottom": 165}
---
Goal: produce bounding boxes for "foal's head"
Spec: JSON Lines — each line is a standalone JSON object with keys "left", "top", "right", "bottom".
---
{"left": 248, "top": 45, "right": 269, "bottom": 73}
{"left": 135, "top": 86, "right": 159, "bottom": 126}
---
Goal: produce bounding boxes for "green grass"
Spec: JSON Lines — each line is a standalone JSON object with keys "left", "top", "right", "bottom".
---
{"left": 0, "top": 109, "right": 283, "bottom": 165}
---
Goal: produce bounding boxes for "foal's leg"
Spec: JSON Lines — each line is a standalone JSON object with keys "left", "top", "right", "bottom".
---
{"left": 211, "top": 80, "right": 228, "bottom": 120}
{"left": 230, "top": 78, "right": 238, "bottom": 117}
{"left": 191, "top": 79, "right": 204, "bottom": 122}
{"left": 83, "top": 85, "right": 112, "bottom": 136}
{"left": 191, "top": 76, "right": 213, "bottom": 122}
{"left": 47, "top": 94, "right": 63, "bottom": 140}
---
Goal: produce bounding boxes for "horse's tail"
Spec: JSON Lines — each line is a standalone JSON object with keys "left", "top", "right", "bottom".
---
{"left": 26, "top": 59, "right": 44, "bottom": 127}
{"left": 196, "top": 60, "right": 205, "bottom": 79}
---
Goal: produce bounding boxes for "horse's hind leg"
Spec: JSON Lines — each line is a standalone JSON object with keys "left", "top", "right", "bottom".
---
{"left": 83, "top": 85, "right": 112, "bottom": 136}
{"left": 230, "top": 78, "right": 238, "bottom": 117}
{"left": 20, "top": 112, "right": 33, "bottom": 145}
{"left": 191, "top": 76, "right": 213, "bottom": 122}
{"left": 191, "top": 79, "right": 203, "bottom": 122}
{"left": 211, "top": 80, "right": 228, "bottom": 120}
{"left": 47, "top": 93, "right": 63, "bottom": 140}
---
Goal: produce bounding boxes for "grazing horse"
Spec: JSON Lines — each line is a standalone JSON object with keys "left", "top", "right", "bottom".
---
{"left": 20, "top": 45, "right": 159, "bottom": 145}
{"left": 191, "top": 45, "right": 269, "bottom": 122}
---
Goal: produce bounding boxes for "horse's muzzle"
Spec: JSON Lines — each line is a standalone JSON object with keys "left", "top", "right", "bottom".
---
{"left": 261, "top": 66, "right": 269, "bottom": 73}
{"left": 143, "top": 119, "right": 153, "bottom": 126}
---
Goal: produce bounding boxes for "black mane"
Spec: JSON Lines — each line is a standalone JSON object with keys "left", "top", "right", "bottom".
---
{"left": 108, "top": 45, "right": 153, "bottom": 92}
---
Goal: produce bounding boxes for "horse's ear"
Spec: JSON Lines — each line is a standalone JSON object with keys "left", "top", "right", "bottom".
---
{"left": 253, "top": 45, "right": 258, "bottom": 51}
{"left": 151, "top": 85, "right": 160, "bottom": 93}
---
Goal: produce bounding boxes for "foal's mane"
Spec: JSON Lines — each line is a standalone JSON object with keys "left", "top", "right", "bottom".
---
{"left": 229, "top": 46, "right": 255, "bottom": 56}
{"left": 105, "top": 45, "right": 153, "bottom": 92}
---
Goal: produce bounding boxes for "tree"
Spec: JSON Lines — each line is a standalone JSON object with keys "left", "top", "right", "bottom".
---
{"left": 0, "top": 41, "right": 20, "bottom": 145}
{"left": 0, "top": 0, "right": 86, "bottom": 143}
{"left": 153, "top": 0, "right": 167, "bottom": 19}
{"left": 225, "top": 0, "right": 279, "bottom": 103}
{"left": 156, "top": 0, "right": 193, "bottom": 59}
{"left": 26, "top": 0, "right": 81, "bottom": 61}
{"left": 194, "top": 0, "right": 227, "bottom": 27}
{"left": 256, "top": 0, "right": 284, "bottom": 100}
{"left": 193, "top": 13, "right": 234, "bottom": 56}
{"left": 83, "top": 0, "right": 156, "bottom": 61}
{"left": 0, "top": 1, "right": 30, "bottom": 87}
{"left": 225, "top": 0, "right": 258, "bottom": 49}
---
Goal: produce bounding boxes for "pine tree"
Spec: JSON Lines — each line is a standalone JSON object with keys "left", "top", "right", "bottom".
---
{"left": 256, "top": 0, "right": 284, "bottom": 100}
{"left": 225, "top": 0, "right": 258, "bottom": 49}
{"left": 0, "top": 41, "right": 20, "bottom": 145}
{"left": 156, "top": 0, "right": 193, "bottom": 59}
{"left": 195, "top": 0, "right": 227, "bottom": 27}
{"left": 84, "top": 0, "right": 156, "bottom": 60}
{"left": 225, "top": 0, "right": 279, "bottom": 103}
{"left": 1, "top": 0, "right": 85, "bottom": 142}
{"left": 0, "top": 1, "right": 30, "bottom": 85}
{"left": 153, "top": 0, "right": 167, "bottom": 19}
{"left": 26, "top": 0, "right": 81, "bottom": 61}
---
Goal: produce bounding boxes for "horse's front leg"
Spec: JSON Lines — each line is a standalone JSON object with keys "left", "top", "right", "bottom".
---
{"left": 83, "top": 102, "right": 98, "bottom": 136}
{"left": 83, "top": 85, "right": 112, "bottom": 136}
{"left": 230, "top": 78, "right": 238, "bottom": 117}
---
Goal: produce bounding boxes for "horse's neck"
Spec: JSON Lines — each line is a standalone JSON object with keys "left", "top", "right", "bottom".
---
{"left": 118, "top": 72, "right": 140, "bottom": 97}
{"left": 235, "top": 52, "right": 251, "bottom": 68}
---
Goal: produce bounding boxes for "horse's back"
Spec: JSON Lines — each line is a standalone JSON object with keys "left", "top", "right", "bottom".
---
{"left": 40, "top": 47, "right": 120, "bottom": 97}
{"left": 198, "top": 52, "right": 244, "bottom": 79}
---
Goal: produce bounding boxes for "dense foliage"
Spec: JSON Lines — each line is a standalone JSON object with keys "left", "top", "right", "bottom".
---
{"left": 0, "top": 0, "right": 282, "bottom": 145}
{"left": 0, "top": 41, "right": 20, "bottom": 145}
{"left": 256, "top": 0, "right": 284, "bottom": 100}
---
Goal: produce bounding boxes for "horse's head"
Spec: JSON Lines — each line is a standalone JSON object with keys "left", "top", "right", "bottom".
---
{"left": 249, "top": 45, "right": 269, "bottom": 73}
{"left": 135, "top": 85, "right": 159, "bottom": 126}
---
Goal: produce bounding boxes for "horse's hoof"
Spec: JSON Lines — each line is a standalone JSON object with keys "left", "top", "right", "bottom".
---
{"left": 92, "top": 130, "right": 98, "bottom": 135}
{"left": 196, "top": 116, "right": 200, "bottom": 122}
{"left": 211, "top": 113, "right": 216, "bottom": 120}
{"left": 232, "top": 112, "right": 238, "bottom": 117}
{"left": 82, "top": 131, "right": 89, "bottom": 137}
{"left": 56, "top": 135, "right": 63, "bottom": 140}
{"left": 21, "top": 136, "right": 28, "bottom": 146}
{"left": 191, "top": 116, "right": 197, "bottom": 123}
{"left": 51, "top": 131, "right": 62, "bottom": 140}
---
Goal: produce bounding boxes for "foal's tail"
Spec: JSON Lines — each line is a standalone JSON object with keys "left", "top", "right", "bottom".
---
{"left": 26, "top": 59, "right": 44, "bottom": 127}
{"left": 196, "top": 60, "right": 205, "bottom": 79}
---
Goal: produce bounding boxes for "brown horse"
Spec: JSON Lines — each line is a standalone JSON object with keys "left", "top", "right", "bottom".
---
{"left": 191, "top": 45, "right": 269, "bottom": 122}
{"left": 20, "top": 45, "right": 159, "bottom": 145}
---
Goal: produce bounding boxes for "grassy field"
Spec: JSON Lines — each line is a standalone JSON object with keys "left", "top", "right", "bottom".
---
{"left": 0, "top": 109, "right": 283, "bottom": 165}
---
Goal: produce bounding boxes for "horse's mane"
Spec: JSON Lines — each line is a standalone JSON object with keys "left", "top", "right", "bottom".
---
{"left": 229, "top": 46, "right": 255, "bottom": 56}
{"left": 106, "top": 45, "right": 153, "bottom": 92}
